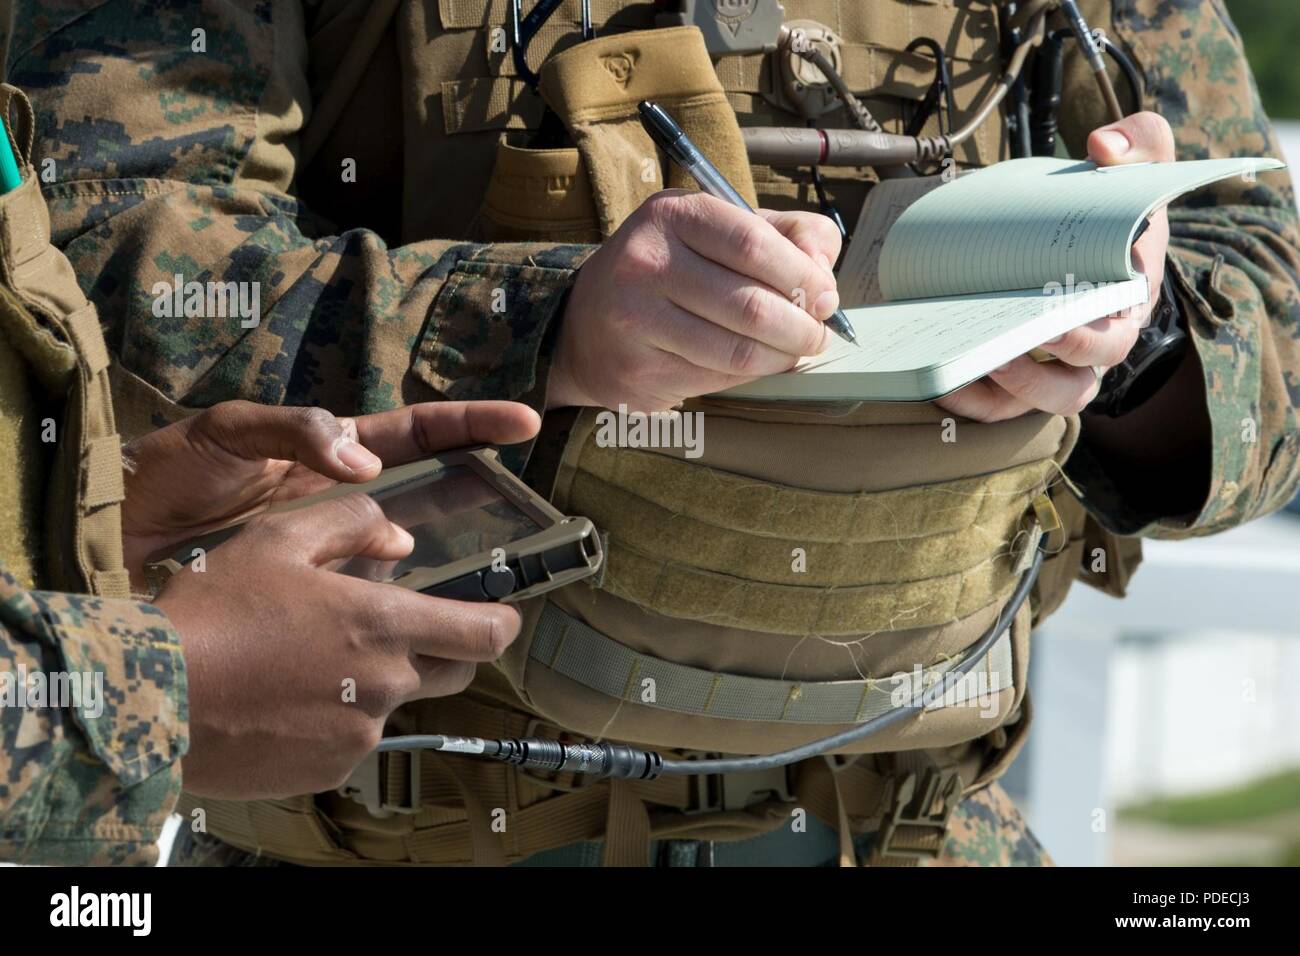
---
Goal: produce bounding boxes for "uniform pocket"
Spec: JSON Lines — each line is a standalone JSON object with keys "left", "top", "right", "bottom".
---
{"left": 411, "top": 258, "right": 576, "bottom": 402}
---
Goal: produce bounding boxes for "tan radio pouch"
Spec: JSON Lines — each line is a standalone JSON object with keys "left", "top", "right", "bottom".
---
{"left": 0, "top": 84, "right": 130, "bottom": 600}
{"left": 478, "top": 25, "right": 757, "bottom": 243}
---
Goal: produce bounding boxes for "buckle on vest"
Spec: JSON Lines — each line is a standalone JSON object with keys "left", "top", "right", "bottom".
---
{"left": 338, "top": 750, "right": 423, "bottom": 818}
{"left": 873, "top": 764, "right": 964, "bottom": 863}
{"left": 685, "top": 760, "right": 795, "bottom": 814}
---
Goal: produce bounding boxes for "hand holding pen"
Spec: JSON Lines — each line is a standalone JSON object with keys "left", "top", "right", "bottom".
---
{"left": 547, "top": 110, "right": 844, "bottom": 411}
{"left": 638, "top": 100, "right": 859, "bottom": 349}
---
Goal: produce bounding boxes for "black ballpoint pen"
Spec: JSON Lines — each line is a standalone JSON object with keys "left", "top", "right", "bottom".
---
{"left": 637, "top": 100, "right": 860, "bottom": 349}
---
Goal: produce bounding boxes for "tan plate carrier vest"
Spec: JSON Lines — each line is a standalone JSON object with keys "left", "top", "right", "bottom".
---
{"left": 0, "top": 85, "right": 132, "bottom": 606}
{"left": 161, "top": 10, "right": 1142, "bottom": 866}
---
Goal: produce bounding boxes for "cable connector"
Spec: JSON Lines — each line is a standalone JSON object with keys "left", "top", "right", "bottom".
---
{"left": 493, "top": 738, "right": 663, "bottom": 779}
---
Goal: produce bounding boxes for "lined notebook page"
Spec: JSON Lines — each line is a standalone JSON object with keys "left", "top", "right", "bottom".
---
{"left": 878, "top": 157, "right": 1284, "bottom": 302}
{"left": 716, "top": 278, "right": 1148, "bottom": 401}
{"left": 804, "top": 280, "right": 1146, "bottom": 376}
{"left": 837, "top": 175, "right": 945, "bottom": 307}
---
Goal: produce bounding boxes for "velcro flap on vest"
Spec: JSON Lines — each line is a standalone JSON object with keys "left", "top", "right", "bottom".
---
{"left": 596, "top": 540, "right": 1018, "bottom": 635}
{"left": 568, "top": 456, "right": 1048, "bottom": 591}
{"left": 82, "top": 434, "right": 125, "bottom": 509}
{"left": 550, "top": 403, "right": 1070, "bottom": 637}
{"left": 574, "top": 446, "right": 1049, "bottom": 544}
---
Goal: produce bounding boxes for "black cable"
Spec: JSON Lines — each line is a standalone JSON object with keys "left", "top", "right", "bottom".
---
{"left": 805, "top": 117, "right": 849, "bottom": 261}
{"left": 1011, "top": 76, "right": 1033, "bottom": 158}
{"left": 1059, "top": 0, "right": 1123, "bottom": 121}
{"left": 510, "top": 0, "right": 563, "bottom": 89}
{"left": 809, "top": 166, "right": 848, "bottom": 249}
{"left": 903, "top": 36, "right": 957, "bottom": 174}
{"left": 1029, "top": 29, "right": 1070, "bottom": 156}
{"left": 903, "top": 37, "right": 955, "bottom": 139}
{"left": 1101, "top": 36, "right": 1143, "bottom": 108}
{"left": 1029, "top": 28, "right": 1143, "bottom": 158}
{"left": 1001, "top": 2, "right": 1033, "bottom": 158}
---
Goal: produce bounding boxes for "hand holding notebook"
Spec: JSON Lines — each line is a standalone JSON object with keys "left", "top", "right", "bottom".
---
{"left": 717, "top": 155, "right": 1284, "bottom": 403}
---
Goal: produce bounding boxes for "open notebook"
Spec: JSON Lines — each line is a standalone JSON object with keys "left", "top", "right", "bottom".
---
{"left": 717, "top": 156, "right": 1284, "bottom": 402}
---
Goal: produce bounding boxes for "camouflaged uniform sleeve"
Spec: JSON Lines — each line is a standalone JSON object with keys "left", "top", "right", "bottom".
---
{"left": 0, "top": 1, "right": 593, "bottom": 425}
{"left": 0, "top": 563, "right": 187, "bottom": 865}
{"left": 1063, "top": 0, "right": 1300, "bottom": 538}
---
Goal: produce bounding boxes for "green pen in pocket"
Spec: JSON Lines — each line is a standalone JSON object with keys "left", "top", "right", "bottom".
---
{"left": 0, "top": 118, "right": 23, "bottom": 193}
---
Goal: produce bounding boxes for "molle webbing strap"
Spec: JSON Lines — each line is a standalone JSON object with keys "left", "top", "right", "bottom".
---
{"left": 62, "top": 304, "right": 110, "bottom": 374}
{"left": 602, "top": 779, "right": 653, "bottom": 867}
{"left": 441, "top": 78, "right": 545, "bottom": 136}
{"left": 711, "top": 42, "right": 994, "bottom": 101}
{"left": 176, "top": 793, "right": 359, "bottom": 864}
{"left": 436, "top": 1, "right": 998, "bottom": 68}
{"left": 436, "top": 1, "right": 1000, "bottom": 133}
{"left": 530, "top": 601, "right": 1014, "bottom": 724}
{"left": 438, "top": 0, "right": 628, "bottom": 30}
{"left": 82, "top": 434, "right": 126, "bottom": 509}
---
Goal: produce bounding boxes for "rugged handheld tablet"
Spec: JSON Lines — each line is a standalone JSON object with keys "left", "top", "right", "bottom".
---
{"left": 144, "top": 447, "right": 603, "bottom": 602}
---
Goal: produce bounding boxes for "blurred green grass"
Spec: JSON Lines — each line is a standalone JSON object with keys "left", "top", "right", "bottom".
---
{"left": 1120, "top": 768, "right": 1300, "bottom": 826}
{"left": 1119, "top": 769, "right": 1300, "bottom": 866}
{"left": 1225, "top": 0, "right": 1300, "bottom": 119}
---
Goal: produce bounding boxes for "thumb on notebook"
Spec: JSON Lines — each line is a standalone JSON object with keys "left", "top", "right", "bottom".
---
{"left": 1088, "top": 111, "right": 1177, "bottom": 165}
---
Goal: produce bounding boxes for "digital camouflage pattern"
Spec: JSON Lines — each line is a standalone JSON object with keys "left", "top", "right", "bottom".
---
{"left": 0, "top": 0, "right": 593, "bottom": 431}
{"left": 1061, "top": 0, "right": 1300, "bottom": 538}
{"left": 0, "top": 565, "right": 187, "bottom": 864}
{"left": 0, "top": 0, "right": 1294, "bottom": 866}
{"left": 925, "top": 782, "right": 1051, "bottom": 867}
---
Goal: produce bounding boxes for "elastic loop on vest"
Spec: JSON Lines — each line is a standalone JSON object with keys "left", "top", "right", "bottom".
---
{"left": 82, "top": 434, "right": 126, "bottom": 509}
{"left": 90, "top": 568, "right": 131, "bottom": 600}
